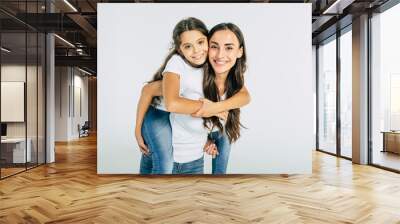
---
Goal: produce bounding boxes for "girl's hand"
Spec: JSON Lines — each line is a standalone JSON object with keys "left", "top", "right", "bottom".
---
{"left": 191, "top": 98, "right": 219, "bottom": 118}
{"left": 135, "top": 130, "right": 149, "bottom": 155}
{"left": 203, "top": 139, "right": 219, "bottom": 158}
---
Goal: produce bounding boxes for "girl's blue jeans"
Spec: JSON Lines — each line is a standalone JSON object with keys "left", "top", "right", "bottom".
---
{"left": 139, "top": 106, "right": 173, "bottom": 174}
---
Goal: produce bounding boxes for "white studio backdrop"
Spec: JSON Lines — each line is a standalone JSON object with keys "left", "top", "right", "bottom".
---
{"left": 98, "top": 3, "right": 313, "bottom": 174}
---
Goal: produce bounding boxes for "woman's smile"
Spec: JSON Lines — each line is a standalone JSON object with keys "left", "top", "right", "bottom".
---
{"left": 213, "top": 58, "right": 229, "bottom": 65}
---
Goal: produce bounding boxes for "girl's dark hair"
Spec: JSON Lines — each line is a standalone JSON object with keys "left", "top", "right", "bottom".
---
{"left": 203, "top": 23, "right": 247, "bottom": 143}
{"left": 149, "top": 17, "right": 208, "bottom": 106}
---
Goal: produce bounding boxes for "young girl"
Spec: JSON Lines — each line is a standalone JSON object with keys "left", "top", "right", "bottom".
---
{"left": 135, "top": 18, "right": 250, "bottom": 174}
{"left": 196, "top": 23, "right": 248, "bottom": 174}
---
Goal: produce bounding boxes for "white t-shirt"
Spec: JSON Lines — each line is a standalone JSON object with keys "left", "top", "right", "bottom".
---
{"left": 163, "top": 55, "right": 208, "bottom": 163}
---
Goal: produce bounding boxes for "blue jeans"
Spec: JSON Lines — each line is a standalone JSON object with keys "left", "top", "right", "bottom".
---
{"left": 172, "top": 157, "right": 204, "bottom": 174}
{"left": 209, "top": 131, "right": 231, "bottom": 174}
{"left": 139, "top": 106, "right": 173, "bottom": 174}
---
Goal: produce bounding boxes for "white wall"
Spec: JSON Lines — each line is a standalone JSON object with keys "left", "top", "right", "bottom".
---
{"left": 55, "top": 67, "right": 69, "bottom": 141}
{"left": 55, "top": 67, "right": 89, "bottom": 141}
{"left": 312, "top": 45, "right": 317, "bottom": 145}
{"left": 72, "top": 72, "right": 89, "bottom": 138}
{"left": 98, "top": 3, "right": 313, "bottom": 174}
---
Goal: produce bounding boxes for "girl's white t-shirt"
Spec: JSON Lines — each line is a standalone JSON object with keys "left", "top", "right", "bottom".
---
{"left": 163, "top": 55, "right": 208, "bottom": 163}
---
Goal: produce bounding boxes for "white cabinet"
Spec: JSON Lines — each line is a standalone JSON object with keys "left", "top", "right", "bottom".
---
{"left": 1, "top": 138, "right": 32, "bottom": 163}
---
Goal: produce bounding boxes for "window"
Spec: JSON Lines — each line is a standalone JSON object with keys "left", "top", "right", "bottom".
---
{"left": 340, "top": 28, "right": 352, "bottom": 158}
{"left": 370, "top": 3, "right": 400, "bottom": 171}
{"left": 318, "top": 36, "right": 337, "bottom": 155}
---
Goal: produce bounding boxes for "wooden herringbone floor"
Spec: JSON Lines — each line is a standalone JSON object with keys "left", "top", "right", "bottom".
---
{"left": 1, "top": 135, "right": 400, "bottom": 224}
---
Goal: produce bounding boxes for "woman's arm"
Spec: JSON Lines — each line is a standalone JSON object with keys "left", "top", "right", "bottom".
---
{"left": 219, "top": 86, "right": 251, "bottom": 110}
{"left": 192, "top": 86, "right": 251, "bottom": 117}
{"left": 134, "top": 81, "right": 163, "bottom": 154}
{"left": 162, "top": 72, "right": 203, "bottom": 114}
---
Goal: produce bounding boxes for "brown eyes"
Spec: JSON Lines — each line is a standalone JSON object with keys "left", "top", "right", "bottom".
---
{"left": 210, "top": 45, "right": 234, "bottom": 51}
{"left": 182, "top": 41, "right": 206, "bottom": 50}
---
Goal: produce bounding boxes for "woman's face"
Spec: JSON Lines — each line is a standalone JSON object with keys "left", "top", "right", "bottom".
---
{"left": 208, "top": 29, "right": 243, "bottom": 76}
{"left": 179, "top": 30, "right": 208, "bottom": 66}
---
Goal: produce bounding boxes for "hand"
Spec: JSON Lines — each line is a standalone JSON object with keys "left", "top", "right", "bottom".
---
{"left": 135, "top": 129, "right": 149, "bottom": 155}
{"left": 203, "top": 139, "right": 219, "bottom": 159}
{"left": 191, "top": 98, "right": 219, "bottom": 118}
{"left": 216, "top": 111, "right": 229, "bottom": 121}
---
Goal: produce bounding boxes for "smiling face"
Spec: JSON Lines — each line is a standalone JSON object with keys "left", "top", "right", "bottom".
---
{"left": 208, "top": 29, "right": 243, "bottom": 76}
{"left": 178, "top": 30, "right": 208, "bottom": 66}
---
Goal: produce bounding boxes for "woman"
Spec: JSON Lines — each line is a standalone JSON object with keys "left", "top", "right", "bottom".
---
{"left": 194, "top": 23, "right": 248, "bottom": 174}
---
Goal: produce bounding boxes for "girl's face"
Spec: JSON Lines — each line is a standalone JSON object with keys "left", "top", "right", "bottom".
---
{"left": 179, "top": 30, "right": 208, "bottom": 66}
{"left": 208, "top": 29, "right": 243, "bottom": 76}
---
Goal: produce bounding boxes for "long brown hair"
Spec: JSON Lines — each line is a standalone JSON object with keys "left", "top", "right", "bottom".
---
{"left": 149, "top": 17, "right": 208, "bottom": 107}
{"left": 203, "top": 23, "right": 247, "bottom": 143}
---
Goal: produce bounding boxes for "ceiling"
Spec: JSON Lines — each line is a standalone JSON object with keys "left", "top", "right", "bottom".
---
{"left": 0, "top": 0, "right": 392, "bottom": 75}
